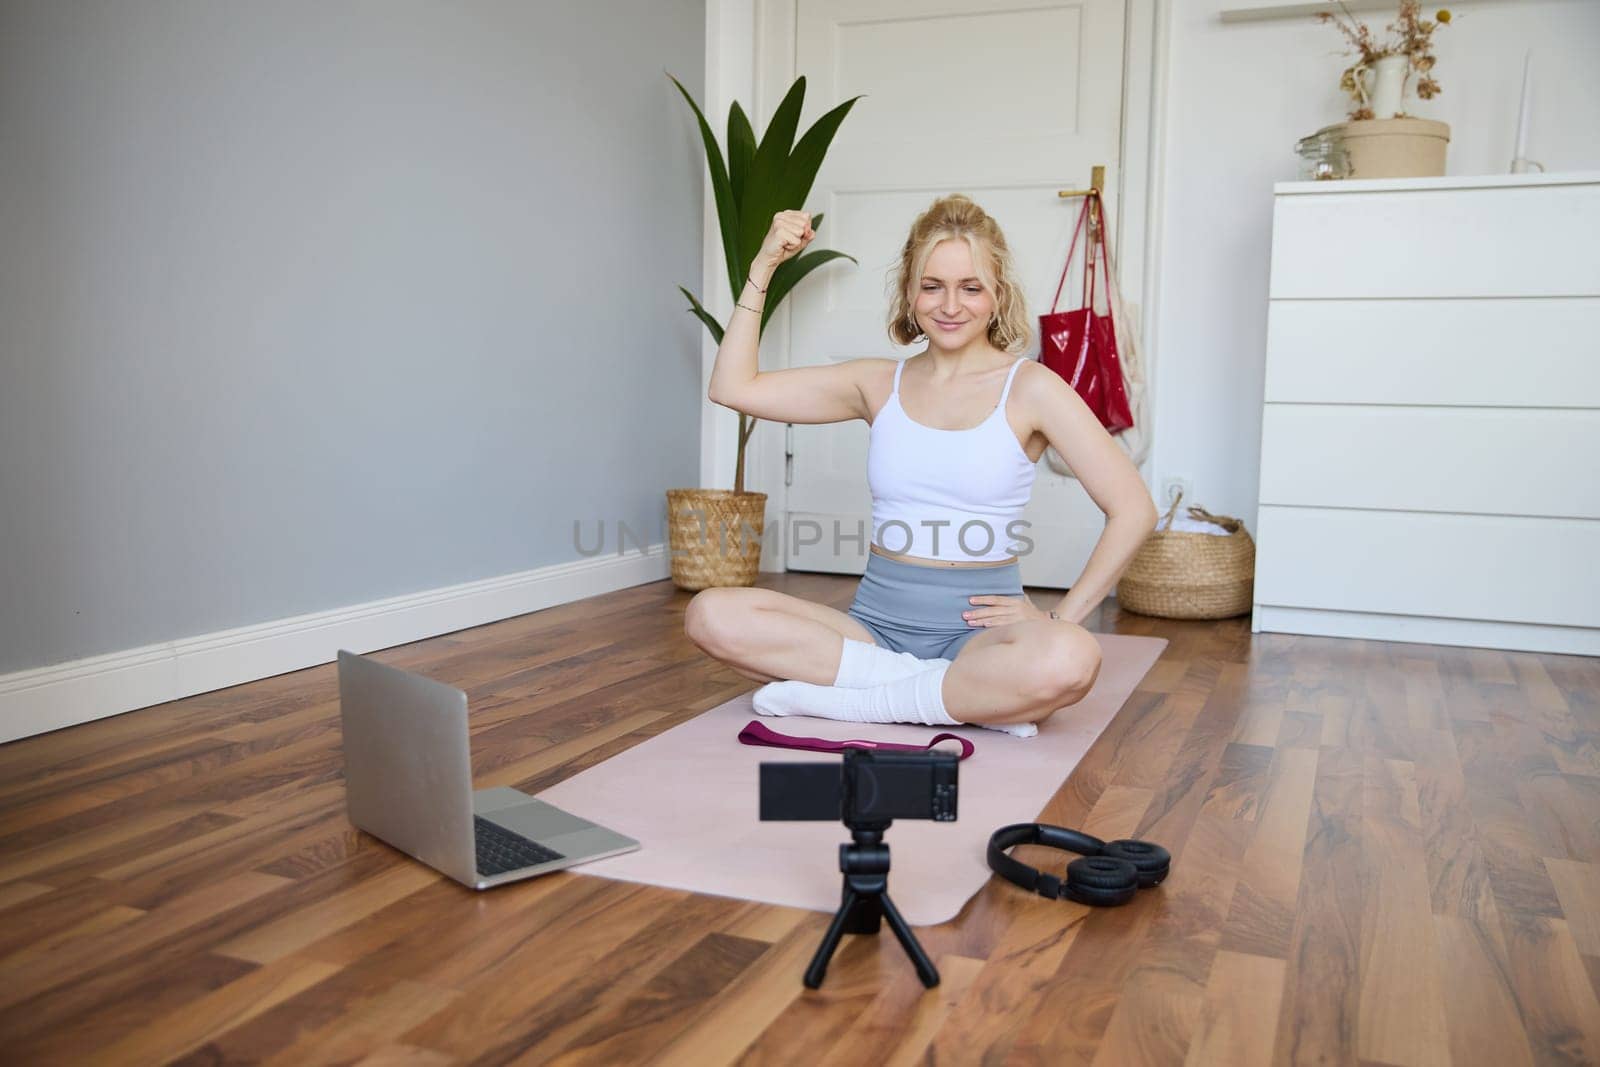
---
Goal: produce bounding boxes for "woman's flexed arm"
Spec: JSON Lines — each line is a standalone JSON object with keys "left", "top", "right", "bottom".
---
{"left": 707, "top": 210, "right": 814, "bottom": 404}
{"left": 706, "top": 211, "right": 869, "bottom": 425}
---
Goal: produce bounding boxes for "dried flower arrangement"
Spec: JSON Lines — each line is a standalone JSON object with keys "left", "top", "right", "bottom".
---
{"left": 1318, "top": 1, "right": 1451, "bottom": 120}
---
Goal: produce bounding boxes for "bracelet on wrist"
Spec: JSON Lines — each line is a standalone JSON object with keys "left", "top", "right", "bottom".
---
{"left": 746, "top": 272, "right": 769, "bottom": 293}
{"left": 735, "top": 300, "right": 762, "bottom": 313}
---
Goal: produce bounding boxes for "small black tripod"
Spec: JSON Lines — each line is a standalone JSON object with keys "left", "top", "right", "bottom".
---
{"left": 803, "top": 821, "right": 939, "bottom": 989}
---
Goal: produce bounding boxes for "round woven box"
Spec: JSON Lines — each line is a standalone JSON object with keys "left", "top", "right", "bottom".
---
{"left": 1117, "top": 493, "right": 1255, "bottom": 620}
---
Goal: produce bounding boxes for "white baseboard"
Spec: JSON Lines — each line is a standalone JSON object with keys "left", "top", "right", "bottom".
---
{"left": 1252, "top": 604, "right": 1600, "bottom": 657}
{"left": 0, "top": 545, "right": 672, "bottom": 745}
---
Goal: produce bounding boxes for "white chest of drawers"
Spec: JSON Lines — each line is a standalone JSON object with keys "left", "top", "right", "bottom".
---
{"left": 1252, "top": 172, "right": 1600, "bottom": 655}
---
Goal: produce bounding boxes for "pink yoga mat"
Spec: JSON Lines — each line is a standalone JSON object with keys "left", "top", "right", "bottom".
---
{"left": 536, "top": 633, "right": 1167, "bottom": 926}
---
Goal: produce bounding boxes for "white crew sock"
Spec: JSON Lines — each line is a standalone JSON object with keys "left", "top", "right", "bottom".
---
{"left": 833, "top": 638, "right": 933, "bottom": 688}
{"left": 756, "top": 658, "right": 1039, "bottom": 738}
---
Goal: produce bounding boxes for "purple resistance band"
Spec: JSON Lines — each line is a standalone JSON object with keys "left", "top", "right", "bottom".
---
{"left": 738, "top": 720, "right": 975, "bottom": 761}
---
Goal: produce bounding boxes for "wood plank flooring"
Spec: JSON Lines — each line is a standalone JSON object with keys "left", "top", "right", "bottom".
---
{"left": 2, "top": 572, "right": 1598, "bottom": 1065}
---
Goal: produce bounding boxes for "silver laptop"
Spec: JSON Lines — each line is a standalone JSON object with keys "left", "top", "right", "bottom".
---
{"left": 336, "top": 650, "right": 639, "bottom": 889}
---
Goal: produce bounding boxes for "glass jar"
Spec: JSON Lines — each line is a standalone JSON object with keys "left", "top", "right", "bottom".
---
{"left": 1295, "top": 127, "right": 1352, "bottom": 181}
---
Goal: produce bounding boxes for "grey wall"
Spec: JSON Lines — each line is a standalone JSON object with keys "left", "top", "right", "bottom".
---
{"left": 0, "top": 0, "right": 706, "bottom": 673}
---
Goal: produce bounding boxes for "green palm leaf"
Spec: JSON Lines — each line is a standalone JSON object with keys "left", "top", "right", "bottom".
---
{"left": 780, "top": 95, "right": 864, "bottom": 209}
{"left": 668, "top": 73, "right": 742, "bottom": 298}
{"left": 727, "top": 102, "right": 756, "bottom": 208}
{"left": 677, "top": 285, "right": 724, "bottom": 345}
{"left": 762, "top": 249, "right": 857, "bottom": 332}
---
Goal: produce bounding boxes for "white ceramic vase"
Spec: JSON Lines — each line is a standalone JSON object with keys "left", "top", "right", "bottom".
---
{"left": 1365, "top": 54, "right": 1411, "bottom": 119}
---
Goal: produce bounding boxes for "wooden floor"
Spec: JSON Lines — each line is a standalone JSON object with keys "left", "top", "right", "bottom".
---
{"left": 2, "top": 572, "right": 1599, "bottom": 1066}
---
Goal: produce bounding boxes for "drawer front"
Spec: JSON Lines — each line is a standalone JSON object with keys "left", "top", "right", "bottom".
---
{"left": 1257, "top": 405, "right": 1600, "bottom": 518}
{"left": 1254, "top": 506, "right": 1600, "bottom": 627}
{"left": 1263, "top": 297, "right": 1600, "bottom": 407}
{"left": 1269, "top": 182, "right": 1600, "bottom": 299}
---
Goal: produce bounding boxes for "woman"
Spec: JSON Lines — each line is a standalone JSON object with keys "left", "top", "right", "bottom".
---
{"left": 685, "top": 195, "right": 1156, "bottom": 736}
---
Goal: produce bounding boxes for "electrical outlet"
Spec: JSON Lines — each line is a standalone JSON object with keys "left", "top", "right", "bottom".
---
{"left": 1160, "top": 476, "right": 1191, "bottom": 509}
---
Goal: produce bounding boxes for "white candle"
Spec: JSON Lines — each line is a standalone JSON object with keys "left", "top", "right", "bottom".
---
{"left": 1514, "top": 50, "right": 1532, "bottom": 161}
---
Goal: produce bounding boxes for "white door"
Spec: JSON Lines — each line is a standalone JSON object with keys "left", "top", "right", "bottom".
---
{"left": 771, "top": 0, "right": 1128, "bottom": 589}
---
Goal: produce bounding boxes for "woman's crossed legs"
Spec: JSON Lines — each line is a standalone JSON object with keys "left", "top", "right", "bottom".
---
{"left": 683, "top": 586, "right": 1100, "bottom": 727}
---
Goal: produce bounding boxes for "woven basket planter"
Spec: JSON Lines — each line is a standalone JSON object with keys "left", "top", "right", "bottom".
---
{"left": 1117, "top": 494, "right": 1255, "bottom": 620}
{"left": 666, "top": 488, "right": 767, "bottom": 591}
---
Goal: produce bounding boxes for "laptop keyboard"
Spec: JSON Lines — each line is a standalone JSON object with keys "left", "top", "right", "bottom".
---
{"left": 474, "top": 815, "right": 567, "bottom": 876}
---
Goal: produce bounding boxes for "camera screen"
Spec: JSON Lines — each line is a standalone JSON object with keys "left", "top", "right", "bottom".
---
{"left": 759, "top": 763, "right": 841, "bottom": 821}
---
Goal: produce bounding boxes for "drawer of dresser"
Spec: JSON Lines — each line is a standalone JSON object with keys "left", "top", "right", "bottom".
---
{"left": 1254, "top": 506, "right": 1600, "bottom": 627}
{"left": 1269, "top": 182, "right": 1600, "bottom": 299}
{"left": 1263, "top": 297, "right": 1600, "bottom": 406}
{"left": 1257, "top": 405, "right": 1600, "bottom": 518}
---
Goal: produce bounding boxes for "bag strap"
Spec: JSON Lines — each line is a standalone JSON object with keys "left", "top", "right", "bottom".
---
{"left": 1082, "top": 196, "right": 1098, "bottom": 309}
{"left": 1095, "top": 193, "right": 1123, "bottom": 316}
{"left": 1075, "top": 194, "right": 1124, "bottom": 345}
{"left": 738, "top": 720, "right": 976, "bottom": 761}
{"left": 1049, "top": 196, "right": 1093, "bottom": 314}
{"left": 1082, "top": 194, "right": 1118, "bottom": 314}
{"left": 1051, "top": 192, "right": 1123, "bottom": 317}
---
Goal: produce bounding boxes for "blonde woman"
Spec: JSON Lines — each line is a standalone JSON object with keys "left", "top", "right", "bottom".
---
{"left": 685, "top": 195, "right": 1155, "bottom": 737}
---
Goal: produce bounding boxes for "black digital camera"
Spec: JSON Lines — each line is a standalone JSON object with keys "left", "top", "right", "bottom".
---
{"left": 758, "top": 747, "right": 958, "bottom": 825}
{"left": 758, "top": 746, "right": 958, "bottom": 989}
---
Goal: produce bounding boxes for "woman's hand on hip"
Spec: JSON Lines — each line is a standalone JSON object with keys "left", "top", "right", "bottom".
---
{"left": 963, "top": 594, "right": 1050, "bottom": 627}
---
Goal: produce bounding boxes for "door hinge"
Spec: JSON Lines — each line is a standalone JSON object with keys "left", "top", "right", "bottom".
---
{"left": 784, "top": 423, "right": 794, "bottom": 487}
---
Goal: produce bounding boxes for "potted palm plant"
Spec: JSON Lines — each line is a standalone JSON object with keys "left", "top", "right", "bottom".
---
{"left": 665, "top": 73, "right": 859, "bottom": 590}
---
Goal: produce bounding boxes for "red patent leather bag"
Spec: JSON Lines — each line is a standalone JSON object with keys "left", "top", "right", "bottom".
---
{"left": 1038, "top": 192, "right": 1135, "bottom": 434}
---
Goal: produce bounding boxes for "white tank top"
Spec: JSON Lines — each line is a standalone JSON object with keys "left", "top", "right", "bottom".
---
{"left": 867, "top": 356, "right": 1037, "bottom": 562}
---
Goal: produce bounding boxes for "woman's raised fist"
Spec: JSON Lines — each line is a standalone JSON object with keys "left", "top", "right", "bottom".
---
{"left": 757, "top": 210, "right": 816, "bottom": 270}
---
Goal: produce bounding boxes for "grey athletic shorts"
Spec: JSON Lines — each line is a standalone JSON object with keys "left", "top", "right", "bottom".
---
{"left": 846, "top": 550, "right": 1025, "bottom": 661}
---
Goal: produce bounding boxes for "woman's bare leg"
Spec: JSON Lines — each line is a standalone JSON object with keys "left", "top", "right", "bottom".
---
{"left": 684, "top": 586, "right": 879, "bottom": 685}
{"left": 942, "top": 620, "right": 1102, "bottom": 727}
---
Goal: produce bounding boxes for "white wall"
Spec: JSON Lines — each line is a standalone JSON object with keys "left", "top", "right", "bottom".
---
{"left": 1149, "top": 0, "right": 1600, "bottom": 533}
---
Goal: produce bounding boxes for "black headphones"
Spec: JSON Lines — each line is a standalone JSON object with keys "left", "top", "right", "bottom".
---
{"left": 986, "top": 823, "right": 1171, "bottom": 907}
